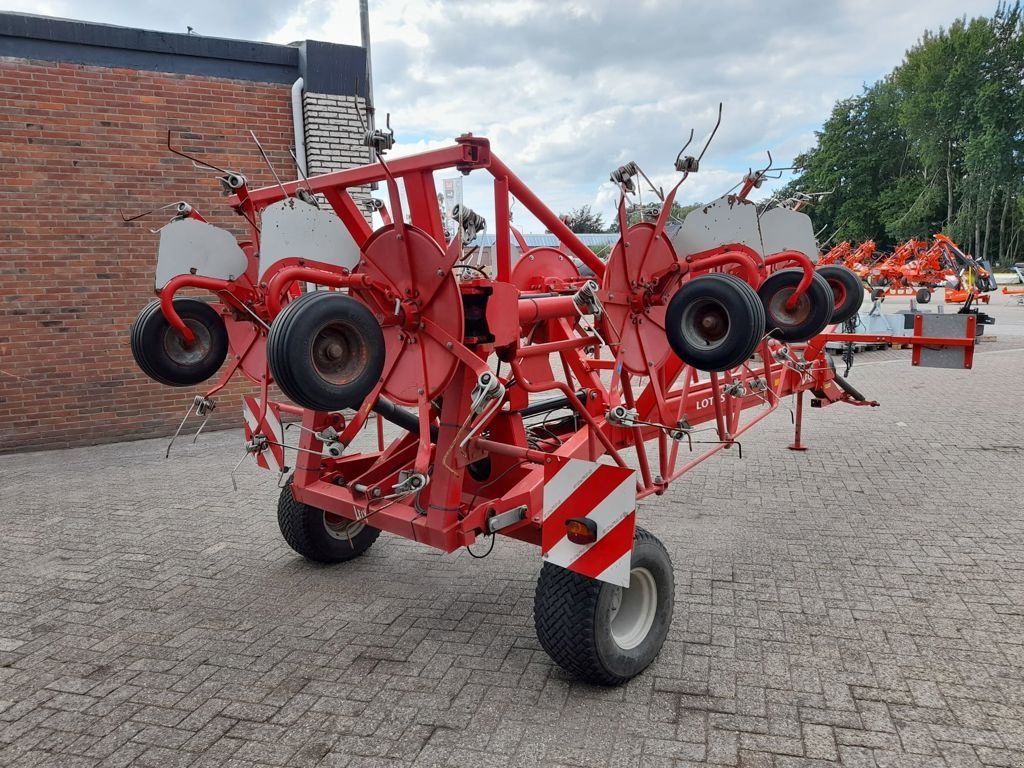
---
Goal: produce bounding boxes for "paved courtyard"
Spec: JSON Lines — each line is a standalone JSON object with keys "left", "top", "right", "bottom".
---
{"left": 2, "top": 322, "right": 1024, "bottom": 766}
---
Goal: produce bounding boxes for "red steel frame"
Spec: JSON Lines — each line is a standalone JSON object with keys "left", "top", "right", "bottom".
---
{"left": 153, "top": 137, "right": 978, "bottom": 557}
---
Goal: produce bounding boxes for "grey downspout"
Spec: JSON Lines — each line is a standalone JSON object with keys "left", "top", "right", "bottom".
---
{"left": 291, "top": 77, "right": 307, "bottom": 177}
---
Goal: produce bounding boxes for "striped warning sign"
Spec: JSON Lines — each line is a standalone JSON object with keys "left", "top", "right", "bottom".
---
{"left": 542, "top": 458, "right": 637, "bottom": 587}
{"left": 242, "top": 396, "right": 284, "bottom": 472}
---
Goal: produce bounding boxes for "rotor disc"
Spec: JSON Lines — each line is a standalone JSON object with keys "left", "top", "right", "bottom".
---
{"left": 600, "top": 223, "right": 679, "bottom": 374}
{"left": 354, "top": 225, "right": 463, "bottom": 405}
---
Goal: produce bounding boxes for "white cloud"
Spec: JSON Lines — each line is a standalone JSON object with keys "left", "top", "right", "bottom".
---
{"left": 0, "top": 0, "right": 998, "bottom": 231}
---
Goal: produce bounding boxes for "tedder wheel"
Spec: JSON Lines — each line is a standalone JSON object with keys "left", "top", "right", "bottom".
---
{"left": 130, "top": 298, "right": 229, "bottom": 386}
{"left": 277, "top": 481, "right": 380, "bottom": 563}
{"left": 267, "top": 291, "right": 386, "bottom": 412}
{"left": 816, "top": 265, "right": 864, "bottom": 325}
{"left": 758, "top": 269, "right": 835, "bottom": 342}
{"left": 533, "top": 527, "right": 674, "bottom": 685}
{"left": 916, "top": 288, "right": 931, "bottom": 304}
{"left": 664, "top": 273, "right": 766, "bottom": 372}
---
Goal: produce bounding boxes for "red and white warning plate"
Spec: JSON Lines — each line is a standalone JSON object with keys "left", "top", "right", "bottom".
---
{"left": 542, "top": 458, "right": 637, "bottom": 587}
{"left": 242, "top": 396, "right": 284, "bottom": 472}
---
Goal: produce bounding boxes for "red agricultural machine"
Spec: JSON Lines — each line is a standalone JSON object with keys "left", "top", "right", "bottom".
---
{"left": 865, "top": 239, "right": 930, "bottom": 299}
{"left": 931, "top": 234, "right": 998, "bottom": 304}
{"left": 831, "top": 234, "right": 997, "bottom": 306}
{"left": 843, "top": 239, "right": 880, "bottom": 281}
{"left": 819, "top": 241, "right": 852, "bottom": 267}
{"left": 127, "top": 119, "right": 980, "bottom": 685}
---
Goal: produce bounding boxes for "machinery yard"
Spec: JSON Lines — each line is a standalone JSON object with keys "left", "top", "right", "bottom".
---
{"left": 2, "top": 3, "right": 1024, "bottom": 767}
{"left": 1, "top": 303, "right": 1022, "bottom": 767}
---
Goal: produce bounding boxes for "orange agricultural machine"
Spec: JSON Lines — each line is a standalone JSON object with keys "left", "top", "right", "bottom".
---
{"left": 832, "top": 234, "right": 997, "bottom": 306}
{"left": 865, "top": 239, "right": 929, "bottom": 298}
{"left": 126, "top": 116, "right": 982, "bottom": 685}
{"left": 843, "top": 240, "right": 880, "bottom": 280}
{"left": 1004, "top": 285, "right": 1024, "bottom": 304}
{"left": 933, "top": 235, "right": 997, "bottom": 304}
{"left": 819, "top": 241, "right": 851, "bottom": 266}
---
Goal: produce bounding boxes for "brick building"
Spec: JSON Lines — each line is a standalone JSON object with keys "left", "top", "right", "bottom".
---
{"left": 0, "top": 13, "right": 369, "bottom": 452}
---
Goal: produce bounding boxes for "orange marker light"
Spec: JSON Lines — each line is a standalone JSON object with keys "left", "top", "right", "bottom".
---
{"left": 565, "top": 517, "right": 597, "bottom": 545}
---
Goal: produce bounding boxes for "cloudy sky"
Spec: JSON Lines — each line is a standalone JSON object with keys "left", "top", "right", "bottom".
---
{"left": 1, "top": 0, "right": 999, "bottom": 232}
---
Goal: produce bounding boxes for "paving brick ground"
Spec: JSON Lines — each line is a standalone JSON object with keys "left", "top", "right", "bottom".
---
{"left": 1, "top": 339, "right": 1023, "bottom": 767}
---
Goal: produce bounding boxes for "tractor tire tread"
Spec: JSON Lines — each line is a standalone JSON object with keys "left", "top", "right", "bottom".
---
{"left": 277, "top": 482, "right": 381, "bottom": 563}
{"left": 534, "top": 527, "right": 667, "bottom": 686}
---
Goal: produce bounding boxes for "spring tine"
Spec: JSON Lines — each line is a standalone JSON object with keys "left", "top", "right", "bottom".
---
{"left": 165, "top": 396, "right": 199, "bottom": 458}
{"left": 250, "top": 130, "right": 289, "bottom": 199}
{"left": 192, "top": 410, "right": 214, "bottom": 444}
{"left": 119, "top": 200, "right": 183, "bottom": 223}
{"left": 230, "top": 449, "right": 250, "bottom": 492}
{"left": 696, "top": 103, "right": 723, "bottom": 165}
{"left": 167, "top": 130, "right": 230, "bottom": 174}
{"left": 288, "top": 147, "right": 318, "bottom": 201}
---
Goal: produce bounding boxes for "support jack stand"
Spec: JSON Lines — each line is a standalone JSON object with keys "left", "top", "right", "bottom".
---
{"left": 788, "top": 390, "right": 807, "bottom": 451}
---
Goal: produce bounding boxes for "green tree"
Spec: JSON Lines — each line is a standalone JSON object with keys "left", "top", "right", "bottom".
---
{"left": 558, "top": 205, "right": 606, "bottom": 233}
{"left": 618, "top": 201, "right": 703, "bottom": 228}
{"left": 784, "top": 79, "right": 915, "bottom": 245}
{"left": 785, "top": 3, "right": 1024, "bottom": 265}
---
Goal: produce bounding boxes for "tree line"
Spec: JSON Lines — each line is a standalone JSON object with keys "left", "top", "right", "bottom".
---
{"left": 558, "top": 202, "right": 704, "bottom": 234}
{"left": 783, "top": 2, "right": 1024, "bottom": 265}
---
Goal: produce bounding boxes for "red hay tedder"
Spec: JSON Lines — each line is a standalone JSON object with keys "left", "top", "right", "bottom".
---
{"left": 127, "top": 119, "right": 981, "bottom": 685}
{"left": 826, "top": 233, "right": 997, "bottom": 306}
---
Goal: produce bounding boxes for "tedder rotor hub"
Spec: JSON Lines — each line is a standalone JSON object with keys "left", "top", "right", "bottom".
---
{"left": 395, "top": 299, "right": 422, "bottom": 330}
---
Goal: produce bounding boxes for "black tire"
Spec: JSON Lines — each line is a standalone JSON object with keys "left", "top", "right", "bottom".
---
{"left": 916, "top": 288, "right": 931, "bottom": 304}
{"left": 533, "top": 526, "right": 674, "bottom": 686}
{"left": 816, "top": 265, "right": 864, "bottom": 325}
{"left": 758, "top": 269, "right": 835, "bottom": 342}
{"left": 130, "top": 298, "right": 228, "bottom": 386}
{"left": 716, "top": 271, "right": 770, "bottom": 332}
{"left": 267, "top": 291, "right": 386, "bottom": 412}
{"left": 277, "top": 482, "right": 380, "bottom": 563}
{"left": 665, "top": 273, "right": 766, "bottom": 372}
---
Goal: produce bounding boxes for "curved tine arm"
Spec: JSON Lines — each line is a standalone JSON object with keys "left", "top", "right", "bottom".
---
{"left": 166, "top": 130, "right": 230, "bottom": 174}
{"left": 695, "top": 103, "right": 723, "bottom": 165}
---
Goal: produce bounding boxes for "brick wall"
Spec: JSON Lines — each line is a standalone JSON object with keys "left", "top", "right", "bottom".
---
{"left": 0, "top": 59, "right": 300, "bottom": 452}
{"left": 303, "top": 92, "right": 373, "bottom": 218}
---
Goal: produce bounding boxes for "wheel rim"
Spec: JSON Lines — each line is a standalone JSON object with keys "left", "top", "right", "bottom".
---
{"left": 162, "top": 318, "right": 212, "bottom": 366}
{"left": 767, "top": 287, "right": 811, "bottom": 325}
{"left": 680, "top": 298, "right": 729, "bottom": 350}
{"left": 311, "top": 320, "right": 368, "bottom": 385}
{"left": 323, "top": 512, "right": 365, "bottom": 541}
{"left": 827, "top": 279, "right": 846, "bottom": 309}
{"left": 609, "top": 567, "right": 658, "bottom": 650}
